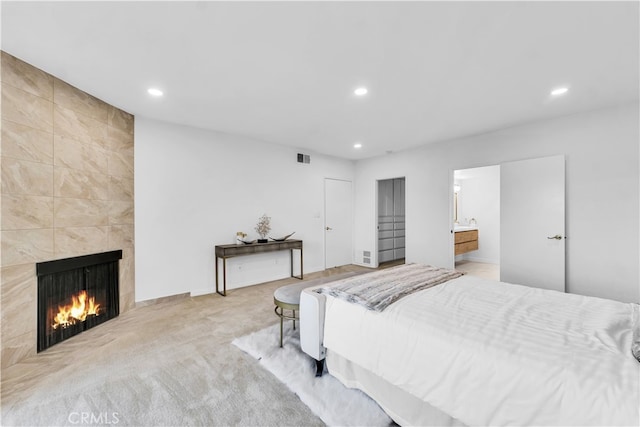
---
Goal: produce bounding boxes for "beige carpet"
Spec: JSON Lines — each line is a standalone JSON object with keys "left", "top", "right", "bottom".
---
{"left": 233, "top": 323, "right": 392, "bottom": 427}
{"left": 1, "top": 266, "right": 375, "bottom": 426}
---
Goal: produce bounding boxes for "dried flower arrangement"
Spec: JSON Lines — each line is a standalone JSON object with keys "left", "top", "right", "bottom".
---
{"left": 255, "top": 214, "right": 271, "bottom": 242}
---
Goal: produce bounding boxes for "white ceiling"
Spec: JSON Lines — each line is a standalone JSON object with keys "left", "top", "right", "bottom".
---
{"left": 2, "top": 1, "right": 638, "bottom": 160}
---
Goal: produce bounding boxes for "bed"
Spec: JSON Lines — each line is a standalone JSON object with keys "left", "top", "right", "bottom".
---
{"left": 300, "top": 263, "right": 640, "bottom": 426}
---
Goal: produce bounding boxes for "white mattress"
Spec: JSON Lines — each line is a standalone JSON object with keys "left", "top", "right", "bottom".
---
{"left": 323, "top": 274, "right": 640, "bottom": 426}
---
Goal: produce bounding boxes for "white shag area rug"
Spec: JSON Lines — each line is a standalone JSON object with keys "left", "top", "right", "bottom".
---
{"left": 232, "top": 323, "right": 393, "bottom": 427}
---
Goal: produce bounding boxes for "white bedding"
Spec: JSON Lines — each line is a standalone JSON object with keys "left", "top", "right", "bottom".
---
{"left": 323, "top": 274, "right": 640, "bottom": 426}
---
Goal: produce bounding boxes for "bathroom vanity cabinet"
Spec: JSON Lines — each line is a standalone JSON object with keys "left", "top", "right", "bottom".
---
{"left": 455, "top": 229, "right": 478, "bottom": 255}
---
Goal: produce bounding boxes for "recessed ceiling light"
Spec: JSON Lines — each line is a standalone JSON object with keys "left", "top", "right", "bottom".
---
{"left": 550, "top": 87, "right": 569, "bottom": 96}
{"left": 147, "top": 87, "right": 164, "bottom": 97}
{"left": 354, "top": 87, "right": 368, "bottom": 96}
{"left": 354, "top": 143, "right": 362, "bottom": 149}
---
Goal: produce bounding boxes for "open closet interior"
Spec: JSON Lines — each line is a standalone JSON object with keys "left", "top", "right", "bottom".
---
{"left": 378, "top": 177, "right": 406, "bottom": 264}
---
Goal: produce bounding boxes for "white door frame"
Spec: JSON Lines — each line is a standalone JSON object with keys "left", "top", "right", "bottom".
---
{"left": 376, "top": 177, "right": 406, "bottom": 266}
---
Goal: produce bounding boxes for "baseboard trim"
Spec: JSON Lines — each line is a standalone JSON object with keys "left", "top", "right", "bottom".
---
{"left": 190, "top": 289, "right": 214, "bottom": 297}
{"left": 462, "top": 256, "right": 499, "bottom": 265}
{"left": 135, "top": 292, "right": 190, "bottom": 307}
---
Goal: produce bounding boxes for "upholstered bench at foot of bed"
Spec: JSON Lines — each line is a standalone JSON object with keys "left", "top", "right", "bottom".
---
{"left": 277, "top": 271, "right": 362, "bottom": 362}
{"left": 273, "top": 282, "right": 310, "bottom": 348}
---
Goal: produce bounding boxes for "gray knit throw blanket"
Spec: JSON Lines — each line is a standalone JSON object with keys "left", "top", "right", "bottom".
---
{"left": 315, "top": 263, "right": 464, "bottom": 312}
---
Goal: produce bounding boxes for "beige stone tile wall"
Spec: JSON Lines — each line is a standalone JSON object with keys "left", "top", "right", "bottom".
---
{"left": 0, "top": 51, "right": 135, "bottom": 368}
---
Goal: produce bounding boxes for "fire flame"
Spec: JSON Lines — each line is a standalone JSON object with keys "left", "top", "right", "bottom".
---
{"left": 52, "top": 290, "right": 101, "bottom": 329}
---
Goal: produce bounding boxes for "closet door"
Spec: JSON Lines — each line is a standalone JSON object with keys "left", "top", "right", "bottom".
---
{"left": 325, "top": 178, "right": 353, "bottom": 268}
{"left": 501, "top": 156, "right": 565, "bottom": 292}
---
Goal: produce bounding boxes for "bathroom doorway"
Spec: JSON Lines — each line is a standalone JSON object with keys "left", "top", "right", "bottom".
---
{"left": 453, "top": 166, "right": 500, "bottom": 280}
{"left": 452, "top": 155, "right": 566, "bottom": 291}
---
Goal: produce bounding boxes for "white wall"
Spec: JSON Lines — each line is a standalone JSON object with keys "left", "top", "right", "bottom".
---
{"left": 354, "top": 104, "right": 639, "bottom": 303}
{"left": 456, "top": 165, "right": 500, "bottom": 264}
{"left": 135, "top": 117, "right": 354, "bottom": 301}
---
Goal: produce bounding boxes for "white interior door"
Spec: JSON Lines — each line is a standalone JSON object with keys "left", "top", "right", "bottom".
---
{"left": 501, "top": 155, "right": 565, "bottom": 291}
{"left": 325, "top": 178, "right": 353, "bottom": 268}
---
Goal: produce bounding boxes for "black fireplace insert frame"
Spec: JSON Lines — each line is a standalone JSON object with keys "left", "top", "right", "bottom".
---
{"left": 36, "top": 250, "right": 123, "bottom": 277}
{"left": 36, "top": 250, "right": 122, "bottom": 352}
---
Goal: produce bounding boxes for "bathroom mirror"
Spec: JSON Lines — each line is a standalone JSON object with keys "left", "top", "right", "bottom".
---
{"left": 453, "top": 182, "right": 461, "bottom": 223}
{"left": 453, "top": 192, "right": 458, "bottom": 222}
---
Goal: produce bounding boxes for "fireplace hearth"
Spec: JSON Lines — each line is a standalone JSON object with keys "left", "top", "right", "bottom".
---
{"left": 36, "top": 250, "right": 122, "bottom": 352}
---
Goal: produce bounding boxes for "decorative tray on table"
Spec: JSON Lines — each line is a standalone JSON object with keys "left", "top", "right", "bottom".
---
{"left": 269, "top": 232, "right": 295, "bottom": 242}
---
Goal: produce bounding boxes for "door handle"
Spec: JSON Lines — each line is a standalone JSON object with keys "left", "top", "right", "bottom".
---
{"left": 326, "top": 226, "right": 332, "bottom": 231}
{"left": 547, "top": 235, "right": 563, "bottom": 240}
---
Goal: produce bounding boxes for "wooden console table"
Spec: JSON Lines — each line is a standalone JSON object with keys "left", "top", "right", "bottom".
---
{"left": 215, "top": 239, "right": 303, "bottom": 296}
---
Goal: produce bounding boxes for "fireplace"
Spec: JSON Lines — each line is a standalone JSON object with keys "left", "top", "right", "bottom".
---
{"left": 36, "top": 250, "right": 122, "bottom": 352}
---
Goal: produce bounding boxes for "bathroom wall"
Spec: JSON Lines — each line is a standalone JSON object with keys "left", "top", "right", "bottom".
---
{"left": 455, "top": 165, "right": 500, "bottom": 264}
{"left": 0, "top": 51, "right": 135, "bottom": 367}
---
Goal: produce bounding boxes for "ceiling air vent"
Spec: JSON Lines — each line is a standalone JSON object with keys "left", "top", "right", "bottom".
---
{"left": 297, "top": 153, "right": 311, "bottom": 164}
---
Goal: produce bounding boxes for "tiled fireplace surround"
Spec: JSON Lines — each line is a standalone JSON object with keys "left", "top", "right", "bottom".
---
{"left": 1, "top": 52, "right": 135, "bottom": 368}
